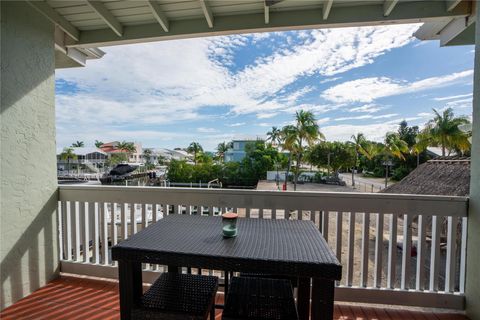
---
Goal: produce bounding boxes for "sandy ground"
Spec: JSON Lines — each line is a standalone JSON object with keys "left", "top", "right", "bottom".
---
{"left": 256, "top": 181, "right": 357, "bottom": 192}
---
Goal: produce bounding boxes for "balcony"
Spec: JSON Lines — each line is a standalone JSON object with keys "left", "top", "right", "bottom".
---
{"left": 3, "top": 185, "right": 471, "bottom": 318}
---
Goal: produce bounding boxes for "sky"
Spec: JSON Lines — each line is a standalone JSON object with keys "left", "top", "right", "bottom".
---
{"left": 55, "top": 23, "right": 474, "bottom": 151}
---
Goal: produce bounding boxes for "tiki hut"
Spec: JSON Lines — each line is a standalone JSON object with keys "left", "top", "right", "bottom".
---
{"left": 381, "top": 157, "right": 470, "bottom": 196}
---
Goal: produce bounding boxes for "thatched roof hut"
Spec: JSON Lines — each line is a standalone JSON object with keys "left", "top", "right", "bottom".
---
{"left": 382, "top": 157, "right": 470, "bottom": 196}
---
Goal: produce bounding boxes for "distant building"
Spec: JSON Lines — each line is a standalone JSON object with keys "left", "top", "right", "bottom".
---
{"left": 57, "top": 147, "right": 108, "bottom": 173}
{"left": 143, "top": 148, "right": 193, "bottom": 164}
{"left": 224, "top": 140, "right": 258, "bottom": 162}
{"left": 99, "top": 141, "right": 142, "bottom": 163}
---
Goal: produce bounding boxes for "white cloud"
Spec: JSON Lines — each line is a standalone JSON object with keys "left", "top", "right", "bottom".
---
{"left": 229, "top": 122, "right": 246, "bottom": 127}
{"left": 197, "top": 127, "right": 218, "bottom": 133}
{"left": 317, "top": 117, "right": 331, "bottom": 125}
{"left": 348, "top": 104, "right": 385, "bottom": 113}
{"left": 322, "top": 70, "right": 473, "bottom": 103}
{"left": 433, "top": 93, "right": 472, "bottom": 101}
{"left": 258, "top": 122, "right": 272, "bottom": 127}
{"left": 257, "top": 112, "right": 279, "bottom": 119}
{"left": 334, "top": 113, "right": 398, "bottom": 121}
{"left": 322, "top": 123, "right": 399, "bottom": 142}
{"left": 445, "top": 98, "right": 473, "bottom": 109}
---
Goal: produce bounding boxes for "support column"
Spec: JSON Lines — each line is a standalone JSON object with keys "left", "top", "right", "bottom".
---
{"left": 0, "top": 1, "right": 58, "bottom": 310}
{"left": 466, "top": 3, "right": 480, "bottom": 319}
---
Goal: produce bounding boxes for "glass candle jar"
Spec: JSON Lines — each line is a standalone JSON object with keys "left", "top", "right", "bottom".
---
{"left": 222, "top": 212, "right": 238, "bottom": 238}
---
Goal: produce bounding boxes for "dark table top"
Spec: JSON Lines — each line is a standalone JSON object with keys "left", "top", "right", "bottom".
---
{"left": 112, "top": 215, "right": 342, "bottom": 280}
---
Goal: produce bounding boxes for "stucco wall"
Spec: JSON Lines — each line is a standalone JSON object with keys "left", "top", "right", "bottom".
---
{"left": 467, "top": 4, "right": 480, "bottom": 319}
{"left": 0, "top": 2, "right": 59, "bottom": 309}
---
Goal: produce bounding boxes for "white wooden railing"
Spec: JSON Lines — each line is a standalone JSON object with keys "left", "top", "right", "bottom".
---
{"left": 57, "top": 185, "right": 468, "bottom": 309}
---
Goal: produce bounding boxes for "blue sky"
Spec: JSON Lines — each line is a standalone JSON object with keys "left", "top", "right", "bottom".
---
{"left": 55, "top": 24, "right": 474, "bottom": 151}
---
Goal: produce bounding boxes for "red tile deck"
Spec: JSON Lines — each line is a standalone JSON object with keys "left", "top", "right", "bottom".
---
{"left": 0, "top": 275, "right": 469, "bottom": 320}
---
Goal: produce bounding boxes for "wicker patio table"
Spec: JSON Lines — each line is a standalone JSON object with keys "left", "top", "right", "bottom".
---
{"left": 112, "top": 214, "right": 341, "bottom": 320}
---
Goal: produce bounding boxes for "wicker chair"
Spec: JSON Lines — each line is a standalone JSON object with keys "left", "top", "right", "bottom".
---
{"left": 239, "top": 272, "right": 298, "bottom": 288}
{"left": 222, "top": 277, "right": 299, "bottom": 320}
{"left": 132, "top": 273, "right": 218, "bottom": 320}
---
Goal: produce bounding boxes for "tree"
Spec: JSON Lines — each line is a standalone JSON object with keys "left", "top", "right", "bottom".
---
{"left": 282, "top": 110, "right": 324, "bottom": 191}
{"left": 381, "top": 132, "right": 409, "bottom": 187}
{"left": 216, "top": 141, "right": 232, "bottom": 162}
{"left": 60, "top": 147, "right": 77, "bottom": 174}
{"left": 421, "top": 108, "right": 470, "bottom": 156}
{"left": 94, "top": 140, "right": 104, "bottom": 148}
{"left": 71, "top": 141, "right": 84, "bottom": 147}
{"left": 306, "top": 141, "right": 355, "bottom": 173}
{"left": 349, "top": 133, "right": 367, "bottom": 187}
{"left": 266, "top": 126, "right": 282, "bottom": 147}
{"left": 187, "top": 142, "right": 203, "bottom": 165}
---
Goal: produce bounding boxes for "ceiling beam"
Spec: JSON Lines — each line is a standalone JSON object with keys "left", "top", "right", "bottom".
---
{"left": 85, "top": 0, "right": 123, "bottom": 37}
{"left": 323, "top": 0, "right": 333, "bottom": 20}
{"left": 264, "top": 3, "right": 269, "bottom": 24}
{"left": 146, "top": 0, "right": 169, "bottom": 32}
{"left": 446, "top": 0, "right": 462, "bottom": 12}
{"left": 198, "top": 0, "right": 214, "bottom": 28}
{"left": 72, "top": 1, "right": 471, "bottom": 48}
{"left": 383, "top": 0, "right": 399, "bottom": 17}
{"left": 27, "top": 1, "right": 79, "bottom": 41}
{"left": 440, "top": 14, "right": 475, "bottom": 46}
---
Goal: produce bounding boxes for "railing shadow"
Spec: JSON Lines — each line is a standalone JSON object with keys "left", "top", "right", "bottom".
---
{"left": 0, "top": 191, "right": 59, "bottom": 310}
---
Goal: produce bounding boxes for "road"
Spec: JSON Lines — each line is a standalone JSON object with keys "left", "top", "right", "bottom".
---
{"left": 339, "top": 173, "right": 391, "bottom": 191}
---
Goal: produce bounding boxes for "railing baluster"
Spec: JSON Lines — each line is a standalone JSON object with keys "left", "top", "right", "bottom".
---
{"left": 387, "top": 213, "right": 397, "bottom": 289}
{"left": 361, "top": 212, "right": 370, "bottom": 287}
{"left": 111, "top": 203, "right": 118, "bottom": 246}
{"left": 321, "top": 211, "right": 329, "bottom": 242}
{"left": 445, "top": 216, "right": 457, "bottom": 293}
{"left": 429, "top": 215, "right": 441, "bottom": 291}
{"left": 335, "top": 212, "right": 342, "bottom": 262}
{"left": 374, "top": 213, "right": 384, "bottom": 288}
{"left": 459, "top": 217, "right": 468, "bottom": 294}
{"left": 101, "top": 202, "right": 109, "bottom": 265}
{"left": 58, "top": 201, "right": 64, "bottom": 261}
{"left": 187, "top": 204, "right": 192, "bottom": 215}
{"left": 93, "top": 202, "right": 100, "bottom": 264}
{"left": 82, "top": 202, "right": 89, "bottom": 263}
{"left": 66, "top": 201, "right": 72, "bottom": 261}
{"left": 153, "top": 204, "right": 159, "bottom": 222}
{"left": 121, "top": 203, "right": 127, "bottom": 240}
{"left": 346, "top": 212, "right": 355, "bottom": 287}
{"left": 142, "top": 203, "right": 148, "bottom": 230}
{"left": 401, "top": 214, "right": 411, "bottom": 290}
{"left": 74, "top": 202, "right": 81, "bottom": 262}
{"left": 130, "top": 203, "right": 136, "bottom": 236}
{"left": 415, "top": 215, "right": 426, "bottom": 291}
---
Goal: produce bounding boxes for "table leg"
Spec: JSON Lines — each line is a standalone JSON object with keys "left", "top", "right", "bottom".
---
{"left": 311, "top": 278, "right": 334, "bottom": 320}
{"left": 297, "top": 277, "right": 310, "bottom": 320}
{"left": 118, "top": 260, "right": 142, "bottom": 320}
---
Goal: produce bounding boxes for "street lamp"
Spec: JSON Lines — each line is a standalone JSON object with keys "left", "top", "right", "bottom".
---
{"left": 381, "top": 159, "right": 393, "bottom": 188}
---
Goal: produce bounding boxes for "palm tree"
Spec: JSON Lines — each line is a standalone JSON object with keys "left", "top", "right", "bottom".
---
{"left": 382, "top": 133, "right": 409, "bottom": 187}
{"left": 282, "top": 110, "right": 324, "bottom": 191}
{"left": 94, "top": 140, "right": 104, "bottom": 148}
{"left": 143, "top": 148, "right": 153, "bottom": 164}
{"left": 117, "top": 141, "right": 136, "bottom": 162}
{"left": 60, "top": 147, "right": 77, "bottom": 174}
{"left": 71, "top": 141, "right": 84, "bottom": 147}
{"left": 421, "top": 108, "right": 470, "bottom": 156}
{"left": 266, "top": 126, "right": 282, "bottom": 147}
{"left": 412, "top": 131, "right": 430, "bottom": 166}
{"left": 216, "top": 141, "right": 232, "bottom": 162}
{"left": 350, "top": 133, "right": 367, "bottom": 187}
{"left": 187, "top": 142, "right": 203, "bottom": 165}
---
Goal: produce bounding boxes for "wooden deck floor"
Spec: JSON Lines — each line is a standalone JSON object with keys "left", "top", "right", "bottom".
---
{"left": 0, "top": 275, "right": 469, "bottom": 320}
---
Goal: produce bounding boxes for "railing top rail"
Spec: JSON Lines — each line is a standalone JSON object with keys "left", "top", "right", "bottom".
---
{"left": 58, "top": 185, "right": 468, "bottom": 217}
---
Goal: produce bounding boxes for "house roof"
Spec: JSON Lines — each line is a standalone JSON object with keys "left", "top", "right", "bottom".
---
{"left": 28, "top": 1, "right": 472, "bottom": 51}
{"left": 57, "top": 147, "right": 107, "bottom": 156}
{"left": 381, "top": 157, "right": 470, "bottom": 196}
